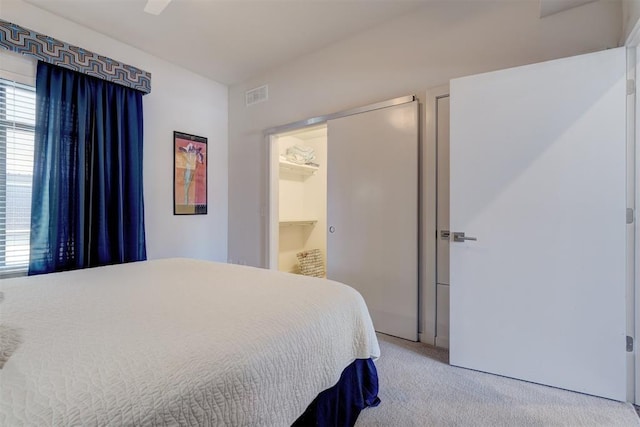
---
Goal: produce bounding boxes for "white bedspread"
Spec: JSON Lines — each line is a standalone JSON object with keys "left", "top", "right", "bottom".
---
{"left": 0, "top": 258, "right": 379, "bottom": 426}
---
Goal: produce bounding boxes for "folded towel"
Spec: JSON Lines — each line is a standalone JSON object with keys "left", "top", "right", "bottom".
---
{"left": 286, "top": 145, "right": 315, "bottom": 165}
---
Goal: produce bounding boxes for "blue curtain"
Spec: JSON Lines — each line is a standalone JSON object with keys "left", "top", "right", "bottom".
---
{"left": 29, "top": 62, "right": 146, "bottom": 275}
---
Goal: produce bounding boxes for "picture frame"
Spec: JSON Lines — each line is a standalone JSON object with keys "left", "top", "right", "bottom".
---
{"left": 174, "top": 131, "right": 208, "bottom": 215}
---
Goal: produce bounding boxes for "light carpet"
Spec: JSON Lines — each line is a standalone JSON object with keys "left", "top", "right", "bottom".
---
{"left": 356, "top": 334, "right": 640, "bottom": 426}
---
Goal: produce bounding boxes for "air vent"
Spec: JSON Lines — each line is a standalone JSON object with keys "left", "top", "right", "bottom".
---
{"left": 246, "top": 85, "right": 268, "bottom": 106}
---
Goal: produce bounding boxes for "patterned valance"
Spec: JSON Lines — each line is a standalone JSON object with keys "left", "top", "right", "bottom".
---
{"left": 0, "top": 19, "right": 151, "bottom": 94}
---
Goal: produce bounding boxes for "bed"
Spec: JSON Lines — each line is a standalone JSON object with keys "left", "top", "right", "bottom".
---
{"left": 0, "top": 258, "right": 380, "bottom": 426}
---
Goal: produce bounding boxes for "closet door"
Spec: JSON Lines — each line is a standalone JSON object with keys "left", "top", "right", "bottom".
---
{"left": 327, "top": 101, "right": 418, "bottom": 341}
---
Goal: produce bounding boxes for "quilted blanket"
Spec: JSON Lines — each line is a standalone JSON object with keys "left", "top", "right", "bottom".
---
{"left": 0, "top": 258, "right": 380, "bottom": 426}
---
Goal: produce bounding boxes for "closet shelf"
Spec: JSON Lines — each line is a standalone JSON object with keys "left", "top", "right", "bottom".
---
{"left": 279, "top": 219, "right": 318, "bottom": 227}
{"left": 279, "top": 159, "right": 319, "bottom": 176}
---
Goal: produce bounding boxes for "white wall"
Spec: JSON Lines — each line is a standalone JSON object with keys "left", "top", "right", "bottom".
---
{"left": 1, "top": 0, "right": 229, "bottom": 262}
{"left": 623, "top": 0, "right": 640, "bottom": 42}
{"left": 228, "top": 0, "right": 621, "bottom": 268}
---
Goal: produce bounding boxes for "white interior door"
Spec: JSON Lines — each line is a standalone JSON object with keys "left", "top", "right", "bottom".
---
{"left": 449, "top": 48, "right": 628, "bottom": 400}
{"left": 327, "top": 101, "right": 418, "bottom": 341}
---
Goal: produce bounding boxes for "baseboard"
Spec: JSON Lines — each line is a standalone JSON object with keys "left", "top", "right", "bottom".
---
{"left": 419, "top": 332, "right": 434, "bottom": 345}
{"left": 435, "top": 336, "right": 449, "bottom": 349}
{"left": 420, "top": 333, "right": 449, "bottom": 349}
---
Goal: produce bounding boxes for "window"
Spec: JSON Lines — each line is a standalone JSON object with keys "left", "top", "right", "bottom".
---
{"left": 0, "top": 78, "right": 36, "bottom": 275}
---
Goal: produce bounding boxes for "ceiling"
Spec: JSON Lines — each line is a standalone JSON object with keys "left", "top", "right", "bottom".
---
{"left": 539, "top": 0, "right": 597, "bottom": 18}
{"left": 23, "top": 0, "right": 604, "bottom": 86}
{"left": 24, "top": 0, "right": 428, "bottom": 85}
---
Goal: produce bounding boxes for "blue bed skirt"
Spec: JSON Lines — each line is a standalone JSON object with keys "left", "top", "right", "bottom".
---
{"left": 292, "top": 358, "right": 380, "bottom": 427}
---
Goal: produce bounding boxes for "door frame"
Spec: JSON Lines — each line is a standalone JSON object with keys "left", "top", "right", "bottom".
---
{"left": 635, "top": 45, "right": 640, "bottom": 406}
{"left": 267, "top": 133, "right": 280, "bottom": 270}
{"left": 625, "top": 45, "right": 638, "bottom": 404}
{"left": 626, "top": 25, "right": 640, "bottom": 404}
{"left": 265, "top": 125, "right": 328, "bottom": 271}
{"left": 264, "top": 95, "right": 416, "bottom": 272}
{"left": 422, "top": 84, "right": 450, "bottom": 345}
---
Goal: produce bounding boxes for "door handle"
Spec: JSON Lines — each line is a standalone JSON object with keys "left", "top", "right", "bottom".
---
{"left": 453, "top": 232, "right": 477, "bottom": 242}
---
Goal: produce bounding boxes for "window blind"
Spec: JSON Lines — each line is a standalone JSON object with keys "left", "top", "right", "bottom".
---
{"left": 0, "top": 78, "right": 35, "bottom": 275}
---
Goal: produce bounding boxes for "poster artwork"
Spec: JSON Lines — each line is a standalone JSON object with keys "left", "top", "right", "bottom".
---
{"left": 174, "top": 131, "right": 207, "bottom": 215}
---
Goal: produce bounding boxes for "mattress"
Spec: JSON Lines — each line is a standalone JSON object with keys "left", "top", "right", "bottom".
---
{"left": 0, "top": 258, "right": 380, "bottom": 426}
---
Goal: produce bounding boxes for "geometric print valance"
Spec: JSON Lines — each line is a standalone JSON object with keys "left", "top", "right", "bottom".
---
{"left": 0, "top": 19, "right": 151, "bottom": 94}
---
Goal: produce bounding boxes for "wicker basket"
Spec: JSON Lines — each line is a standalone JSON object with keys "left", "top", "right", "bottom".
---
{"left": 296, "top": 249, "right": 325, "bottom": 278}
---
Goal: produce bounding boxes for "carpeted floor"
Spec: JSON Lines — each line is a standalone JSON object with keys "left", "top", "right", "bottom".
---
{"left": 356, "top": 334, "right": 640, "bottom": 426}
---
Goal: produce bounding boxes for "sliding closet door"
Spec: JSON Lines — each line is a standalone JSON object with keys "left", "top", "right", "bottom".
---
{"left": 327, "top": 101, "right": 418, "bottom": 341}
{"left": 449, "top": 48, "right": 627, "bottom": 400}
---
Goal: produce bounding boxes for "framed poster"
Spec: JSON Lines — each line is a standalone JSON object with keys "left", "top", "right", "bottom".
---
{"left": 174, "top": 131, "right": 207, "bottom": 215}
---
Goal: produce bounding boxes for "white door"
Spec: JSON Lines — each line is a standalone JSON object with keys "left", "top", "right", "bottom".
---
{"left": 449, "top": 48, "right": 627, "bottom": 400}
{"left": 327, "top": 101, "right": 418, "bottom": 341}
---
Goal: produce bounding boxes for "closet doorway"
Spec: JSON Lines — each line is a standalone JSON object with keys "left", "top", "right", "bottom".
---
{"left": 267, "top": 96, "right": 419, "bottom": 342}
{"left": 269, "top": 125, "right": 328, "bottom": 276}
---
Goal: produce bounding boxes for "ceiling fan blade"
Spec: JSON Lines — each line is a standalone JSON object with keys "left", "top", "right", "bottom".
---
{"left": 144, "top": 0, "right": 172, "bottom": 15}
